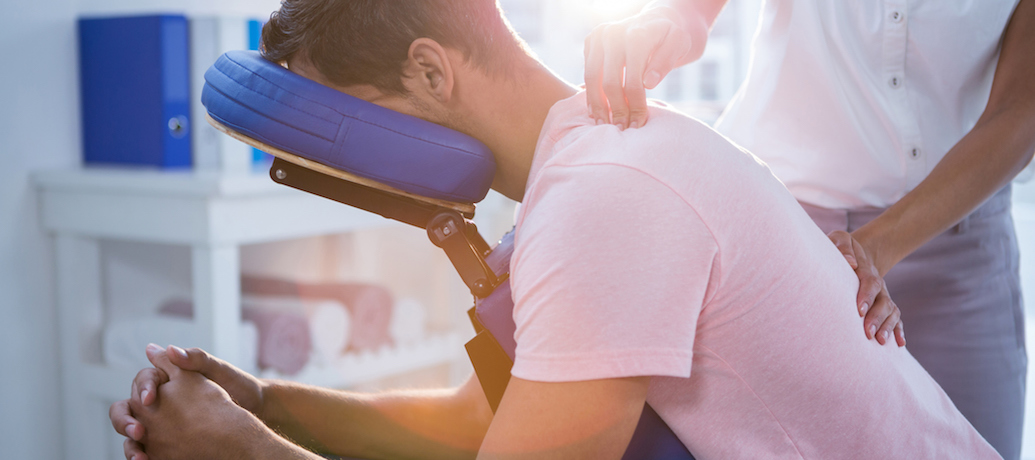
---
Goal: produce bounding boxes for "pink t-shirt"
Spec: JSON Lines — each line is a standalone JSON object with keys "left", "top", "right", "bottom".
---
{"left": 509, "top": 93, "right": 999, "bottom": 459}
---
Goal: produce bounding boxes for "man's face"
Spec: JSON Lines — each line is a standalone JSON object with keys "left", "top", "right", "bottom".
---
{"left": 287, "top": 56, "right": 443, "bottom": 125}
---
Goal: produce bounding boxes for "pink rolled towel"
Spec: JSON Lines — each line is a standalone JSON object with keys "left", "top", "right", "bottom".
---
{"left": 331, "top": 283, "right": 394, "bottom": 351}
{"left": 159, "top": 298, "right": 312, "bottom": 375}
{"left": 241, "top": 307, "right": 311, "bottom": 375}
{"left": 242, "top": 276, "right": 394, "bottom": 351}
{"left": 158, "top": 298, "right": 193, "bottom": 318}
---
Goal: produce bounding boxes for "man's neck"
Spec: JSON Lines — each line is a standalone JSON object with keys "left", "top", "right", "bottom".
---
{"left": 459, "top": 60, "right": 578, "bottom": 202}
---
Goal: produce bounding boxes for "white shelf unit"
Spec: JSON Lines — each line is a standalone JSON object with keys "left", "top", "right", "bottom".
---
{"left": 34, "top": 167, "right": 467, "bottom": 460}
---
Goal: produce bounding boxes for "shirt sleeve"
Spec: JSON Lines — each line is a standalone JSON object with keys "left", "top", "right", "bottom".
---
{"left": 510, "top": 163, "right": 721, "bottom": 382}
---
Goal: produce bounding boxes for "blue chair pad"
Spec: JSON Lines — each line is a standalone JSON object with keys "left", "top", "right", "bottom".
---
{"left": 202, "top": 50, "right": 496, "bottom": 204}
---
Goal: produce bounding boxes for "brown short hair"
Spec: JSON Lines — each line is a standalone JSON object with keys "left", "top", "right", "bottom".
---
{"left": 261, "top": 0, "right": 528, "bottom": 94}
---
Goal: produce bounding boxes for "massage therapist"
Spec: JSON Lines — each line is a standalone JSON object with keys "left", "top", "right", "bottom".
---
{"left": 584, "top": 1, "right": 1035, "bottom": 458}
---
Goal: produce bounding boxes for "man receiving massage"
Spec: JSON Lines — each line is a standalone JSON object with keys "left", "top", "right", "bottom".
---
{"left": 109, "top": 1, "right": 1001, "bottom": 458}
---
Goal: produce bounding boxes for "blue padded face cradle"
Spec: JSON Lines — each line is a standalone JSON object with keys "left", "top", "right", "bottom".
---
{"left": 202, "top": 50, "right": 497, "bottom": 204}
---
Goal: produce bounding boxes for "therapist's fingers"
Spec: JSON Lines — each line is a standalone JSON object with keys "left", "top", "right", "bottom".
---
{"left": 850, "top": 237, "right": 883, "bottom": 319}
{"left": 872, "top": 297, "right": 901, "bottom": 346}
{"left": 864, "top": 283, "right": 901, "bottom": 345}
{"left": 641, "top": 21, "right": 693, "bottom": 90}
{"left": 584, "top": 7, "right": 697, "bottom": 128}
{"left": 855, "top": 266, "right": 882, "bottom": 319}
{"left": 584, "top": 28, "right": 611, "bottom": 124}
{"left": 827, "top": 231, "right": 883, "bottom": 323}
{"left": 623, "top": 25, "right": 657, "bottom": 129}
{"left": 826, "top": 230, "right": 859, "bottom": 269}
{"left": 875, "top": 285, "right": 905, "bottom": 347}
{"left": 861, "top": 279, "right": 887, "bottom": 340}
{"left": 601, "top": 24, "right": 631, "bottom": 129}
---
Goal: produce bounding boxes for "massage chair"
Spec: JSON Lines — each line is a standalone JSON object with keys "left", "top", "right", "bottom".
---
{"left": 203, "top": 50, "right": 695, "bottom": 460}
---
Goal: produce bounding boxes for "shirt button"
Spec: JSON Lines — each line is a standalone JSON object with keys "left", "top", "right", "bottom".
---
{"left": 889, "top": 76, "right": 902, "bottom": 88}
{"left": 910, "top": 148, "right": 921, "bottom": 159}
{"left": 890, "top": 11, "right": 904, "bottom": 23}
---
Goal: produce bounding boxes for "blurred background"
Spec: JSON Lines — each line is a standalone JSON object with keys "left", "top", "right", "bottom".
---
{"left": 0, "top": 0, "right": 1032, "bottom": 459}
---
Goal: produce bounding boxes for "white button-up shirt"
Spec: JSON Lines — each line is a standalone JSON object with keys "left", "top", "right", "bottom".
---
{"left": 715, "top": 0, "right": 1021, "bottom": 209}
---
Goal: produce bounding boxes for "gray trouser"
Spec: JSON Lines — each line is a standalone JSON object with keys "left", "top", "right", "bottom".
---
{"left": 800, "top": 186, "right": 1026, "bottom": 460}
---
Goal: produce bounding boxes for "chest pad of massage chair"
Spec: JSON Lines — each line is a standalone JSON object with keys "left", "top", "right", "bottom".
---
{"left": 203, "top": 50, "right": 695, "bottom": 460}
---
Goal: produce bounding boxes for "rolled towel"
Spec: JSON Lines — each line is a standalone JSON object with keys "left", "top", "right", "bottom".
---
{"left": 242, "top": 276, "right": 394, "bottom": 352}
{"left": 242, "top": 295, "right": 351, "bottom": 364}
{"left": 237, "top": 321, "right": 260, "bottom": 376}
{"left": 390, "top": 298, "right": 427, "bottom": 346}
{"left": 158, "top": 298, "right": 193, "bottom": 318}
{"left": 103, "top": 315, "right": 259, "bottom": 373}
{"left": 161, "top": 297, "right": 313, "bottom": 375}
{"left": 308, "top": 300, "right": 351, "bottom": 363}
{"left": 241, "top": 307, "right": 311, "bottom": 375}
{"left": 335, "top": 284, "right": 394, "bottom": 351}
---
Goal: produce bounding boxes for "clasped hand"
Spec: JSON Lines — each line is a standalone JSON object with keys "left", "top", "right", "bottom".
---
{"left": 109, "top": 344, "right": 267, "bottom": 460}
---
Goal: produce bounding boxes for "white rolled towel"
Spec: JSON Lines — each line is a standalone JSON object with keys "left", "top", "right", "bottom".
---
{"left": 307, "top": 300, "right": 351, "bottom": 364}
{"left": 103, "top": 316, "right": 259, "bottom": 374}
{"left": 390, "top": 298, "right": 427, "bottom": 346}
{"left": 238, "top": 322, "right": 259, "bottom": 375}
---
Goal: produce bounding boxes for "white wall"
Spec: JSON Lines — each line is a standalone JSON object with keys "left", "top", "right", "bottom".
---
{"left": 0, "top": 0, "right": 79, "bottom": 458}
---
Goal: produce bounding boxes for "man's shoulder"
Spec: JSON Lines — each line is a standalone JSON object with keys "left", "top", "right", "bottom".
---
{"left": 524, "top": 95, "right": 773, "bottom": 230}
{"left": 525, "top": 160, "right": 681, "bottom": 216}
{"left": 550, "top": 106, "right": 740, "bottom": 176}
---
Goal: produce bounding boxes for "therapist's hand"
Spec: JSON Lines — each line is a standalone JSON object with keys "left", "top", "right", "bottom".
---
{"left": 109, "top": 344, "right": 267, "bottom": 460}
{"left": 828, "top": 231, "right": 906, "bottom": 347}
{"left": 584, "top": 5, "right": 708, "bottom": 129}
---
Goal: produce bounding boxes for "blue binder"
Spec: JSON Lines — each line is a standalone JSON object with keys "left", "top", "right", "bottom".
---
{"left": 79, "top": 15, "right": 192, "bottom": 168}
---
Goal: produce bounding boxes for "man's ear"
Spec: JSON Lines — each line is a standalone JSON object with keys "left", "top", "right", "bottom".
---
{"left": 402, "top": 38, "right": 455, "bottom": 104}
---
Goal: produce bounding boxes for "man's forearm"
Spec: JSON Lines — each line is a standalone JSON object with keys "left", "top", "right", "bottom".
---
{"left": 239, "top": 415, "right": 326, "bottom": 460}
{"left": 854, "top": 0, "right": 1035, "bottom": 275}
{"left": 257, "top": 375, "right": 493, "bottom": 459}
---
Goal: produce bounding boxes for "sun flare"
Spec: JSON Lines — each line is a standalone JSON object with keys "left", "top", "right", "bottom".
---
{"left": 580, "top": 0, "right": 646, "bottom": 21}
